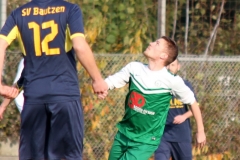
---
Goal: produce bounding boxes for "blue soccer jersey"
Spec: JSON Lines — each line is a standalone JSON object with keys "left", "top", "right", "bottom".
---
{"left": 0, "top": 0, "right": 85, "bottom": 103}
{"left": 161, "top": 80, "right": 196, "bottom": 142}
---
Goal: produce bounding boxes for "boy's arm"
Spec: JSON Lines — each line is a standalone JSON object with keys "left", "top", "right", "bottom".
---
{"left": 104, "top": 62, "right": 133, "bottom": 90}
{"left": 182, "top": 110, "right": 193, "bottom": 119}
{"left": 0, "top": 98, "right": 13, "bottom": 120}
{"left": 173, "top": 81, "right": 196, "bottom": 124}
{"left": 0, "top": 82, "right": 23, "bottom": 119}
{"left": 190, "top": 101, "right": 206, "bottom": 148}
{"left": 0, "top": 39, "right": 19, "bottom": 98}
{"left": 173, "top": 110, "right": 192, "bottom": 124}
{"left": 72, "top": 37, "right": 108, "bottom": 95}
{"left": 172, "top": 76, "right": 206, "bottom": 147}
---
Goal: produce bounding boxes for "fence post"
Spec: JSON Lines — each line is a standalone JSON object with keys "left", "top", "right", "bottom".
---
{"left": 0, "top": 0, "right": 7, "bottom": 28}
{"left": 157, "top": 0, "right": 166, "bottom": 38}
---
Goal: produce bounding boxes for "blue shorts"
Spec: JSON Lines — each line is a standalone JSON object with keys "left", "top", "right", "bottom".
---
{"left": 19, "top": 100, "right": 84, "bottom": 160}
{"left": 154, "top": 140, "right": 192, "bottom": 160}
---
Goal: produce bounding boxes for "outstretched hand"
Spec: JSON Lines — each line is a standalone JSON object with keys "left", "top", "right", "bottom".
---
{"left": 97, "top": 90, "right": 108, "bottom": 100}
{"left": 0, "top": 85, "right": 19, "bottom": 99}
{"left": 92, "top": 79, "right": 108, "bottom": 99}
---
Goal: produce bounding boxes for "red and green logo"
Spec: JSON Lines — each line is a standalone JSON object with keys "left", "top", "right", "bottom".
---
{"left": 128, "top": 91, "right": 146, "bottom": 109}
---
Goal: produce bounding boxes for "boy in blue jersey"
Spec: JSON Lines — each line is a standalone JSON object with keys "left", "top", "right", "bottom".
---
{"left": 104, "top": 36, "right": 206, "bottom": 160}
{"left": 154, "top": 59, "right": 196, "bottom": 160}
{"left": 0, "top": 0, "right": 108, "bottom": 159}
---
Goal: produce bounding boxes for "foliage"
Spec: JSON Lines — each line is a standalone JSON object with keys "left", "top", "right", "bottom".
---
{"left": 73, "top": 0, "right": 156, "bottom": 54}
{"left": 165, "top": 0, "right": 238, "bottom": 55}
{"left": 192, "top": 146, "right": 232, "bottom": 160}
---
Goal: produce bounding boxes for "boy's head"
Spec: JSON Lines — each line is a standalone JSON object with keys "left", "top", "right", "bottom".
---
{"left": 143, "top": 36, "right": 178, "bottom": 66}
{"left": 167, "top": 58, "right": 180, "bottom": 75}
{"left": 161, "top": 36, "right": 178, "bottom": 65}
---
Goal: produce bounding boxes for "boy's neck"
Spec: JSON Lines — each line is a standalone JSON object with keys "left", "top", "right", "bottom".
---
{"left": 148, "top": 61, "right": 165, "bottom": 71}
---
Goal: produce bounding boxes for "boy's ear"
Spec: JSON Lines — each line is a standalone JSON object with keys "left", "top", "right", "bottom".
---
{"left": 160, "top": 52, "right": 168, "bottom": 60}
{"left": 178, "top": 63, "right": 181, "bottom": 71}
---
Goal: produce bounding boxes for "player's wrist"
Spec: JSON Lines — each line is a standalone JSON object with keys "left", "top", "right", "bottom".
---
{"left": 92, "top": 76, "right": 104, "bottom": 83}
{"left": 182, "top": 114, "right": 188, "bottom": 120}
{"left": 0, "top": 105, "right": 7, "bottom": 110}
{"left": 91, "top": 73, "right": 104, "bottom": 82}
{"left": 197, "top": 129, "right": 205, "bottom": 133}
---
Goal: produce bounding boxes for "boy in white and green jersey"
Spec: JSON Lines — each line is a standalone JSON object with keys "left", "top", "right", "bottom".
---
{"left": 104, "top": 36, "right": 206, "bottom": 160}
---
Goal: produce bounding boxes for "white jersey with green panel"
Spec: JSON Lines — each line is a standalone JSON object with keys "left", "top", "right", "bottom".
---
{"left": 105, "top": 61, "right": 196, "bottom": 145}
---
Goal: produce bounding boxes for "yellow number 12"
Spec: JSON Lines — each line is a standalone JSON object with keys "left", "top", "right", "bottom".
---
{"left": 28, "top": 20, "right": 60, "bottom": 56}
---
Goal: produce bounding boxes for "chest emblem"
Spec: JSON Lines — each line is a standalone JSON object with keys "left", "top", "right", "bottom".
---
{"left": 155, "top": 80, "right": 162, "bottom": 87}
{"left": 128, "top": 91, "right": 146, "bottom": 109}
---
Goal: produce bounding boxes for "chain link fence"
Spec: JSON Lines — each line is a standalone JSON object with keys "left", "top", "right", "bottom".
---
{"left": 1, "top": 52, "right": 240, "bottom": 159}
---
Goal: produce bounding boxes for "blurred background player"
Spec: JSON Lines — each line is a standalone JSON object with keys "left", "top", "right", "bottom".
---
{"left": 154, "top": 59, "right": 197, "bottom": 160}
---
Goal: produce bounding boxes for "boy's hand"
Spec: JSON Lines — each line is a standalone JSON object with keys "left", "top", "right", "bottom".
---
{"left": 0, "top": 105, "right": 6, "bottom": 120}
{"left": 173, "top": 115, "right": 187, "bottom": 124}
{"left": 97, "top": 90, "right": 108, "bottom": 100}
{"left": 0, "top": 84, "right": 19, "bottom": 99}
{"left": 92, "top": 79, "right": 108, "bottom": 96}
{"left": 196, "top": 131, "right": 206, "bottom": 149}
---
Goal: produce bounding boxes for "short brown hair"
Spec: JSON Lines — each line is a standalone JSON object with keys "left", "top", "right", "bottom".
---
{"left": 161, "top": 36, "right": 178, "bottom": 66}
